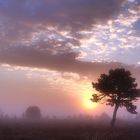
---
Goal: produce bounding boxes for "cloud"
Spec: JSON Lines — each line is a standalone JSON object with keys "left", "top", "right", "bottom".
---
{"left": 0, "top": 0, "right": 139, "bottom": 84}
{"left": 0, "top": 0, "right": 127, "bottom": 50}
{"left": 0, "top": 0, "right": 135, "bottom": 62}
{"left": 0, "top": 45, "right": 140, "bottom": 85}
{"left": 0, "top": 0, "right": 126, "bottom": 30}
{"left": 77, "top": 0, "right": 140, "bottom": 64}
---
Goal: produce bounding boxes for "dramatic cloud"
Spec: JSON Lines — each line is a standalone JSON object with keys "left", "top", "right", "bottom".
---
{"left": 0, "top": 45, "right": 140, "bottom": 85}
{"left": 0, "top": 0, "right": 139, "bottom": 83}
{"left": 0, "top": 0, "right": 126, "bottom": 45}
{"left": 0, "top": 0, "right": 125, "bottom": 30}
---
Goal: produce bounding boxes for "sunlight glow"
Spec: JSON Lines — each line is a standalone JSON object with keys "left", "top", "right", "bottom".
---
{"left": 80, "top": 85, "right": 98, "bottom": 110}
{"left": 83, "top": 99, "right": 97, "bottom": 110}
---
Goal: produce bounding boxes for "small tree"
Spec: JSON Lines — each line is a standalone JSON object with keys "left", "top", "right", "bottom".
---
{"left": 25, "top": 106, "right": 41, "bottom": 119}
{"left": 91, "top": 68, "right": 140, "bottom": 128}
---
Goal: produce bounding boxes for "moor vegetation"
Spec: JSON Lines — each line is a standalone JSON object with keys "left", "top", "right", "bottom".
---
{"left": 0, "top": 117, "right": 139, "bottom": 140}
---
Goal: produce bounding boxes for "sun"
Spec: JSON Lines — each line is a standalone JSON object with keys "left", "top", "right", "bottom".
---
{"left": 83, "top": 99, "right": 97, "bottom": 110}
{"left": 79, "top": 83, "right": 98, "bottom": 110}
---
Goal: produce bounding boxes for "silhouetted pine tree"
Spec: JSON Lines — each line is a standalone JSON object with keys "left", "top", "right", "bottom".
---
{"left": 91, "top": 68, "right": 140, "bottom": 128}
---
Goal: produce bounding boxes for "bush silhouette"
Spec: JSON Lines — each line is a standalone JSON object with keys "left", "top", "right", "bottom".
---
{"left": 25, "top": 106, "right": 41, "bottom": 119}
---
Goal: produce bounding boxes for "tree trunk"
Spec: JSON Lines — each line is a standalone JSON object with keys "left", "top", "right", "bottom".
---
{"left": 111, "top": 104, "right": 119, "bottom": 129}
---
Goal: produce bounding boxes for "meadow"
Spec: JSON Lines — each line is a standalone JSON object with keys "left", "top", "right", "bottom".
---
{"left": 0, "top": 117, "right": 139, "bottom": 140}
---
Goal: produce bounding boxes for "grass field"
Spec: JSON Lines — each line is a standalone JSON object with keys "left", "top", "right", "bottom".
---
{"left": 0, "top": 118, "right": 139, "bottom": 140}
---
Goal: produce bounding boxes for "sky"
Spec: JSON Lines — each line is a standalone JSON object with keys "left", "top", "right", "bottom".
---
{"left": 0, "top": 0, "right": 140, "bottom": 117}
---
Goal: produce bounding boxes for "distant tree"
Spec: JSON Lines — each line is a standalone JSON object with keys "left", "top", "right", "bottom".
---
{"left": 0, "top": 108, "right": 4, "bottom": 119}
{"left": 135, "top": 113, "right": 140, "bottom": 120}
{"left": 91, "top": 68, "right": 140, "bottom": 128}
{"left": 99, "top": 112, "right": 110, "bottom": 122}
{"left": 25, "top": 106, "right": 41, "bottom": 119}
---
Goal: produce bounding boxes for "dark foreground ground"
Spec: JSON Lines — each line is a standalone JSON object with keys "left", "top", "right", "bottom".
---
{"left": 0, "top": 119, "right": 139, "bottom": 140}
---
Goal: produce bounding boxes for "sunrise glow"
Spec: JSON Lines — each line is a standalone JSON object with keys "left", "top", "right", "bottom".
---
{"left": 83, "top": 99, "right": 97, "bottom": 110}
{"left": 81, "top": 86, "right": 98, "bottom": 110}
